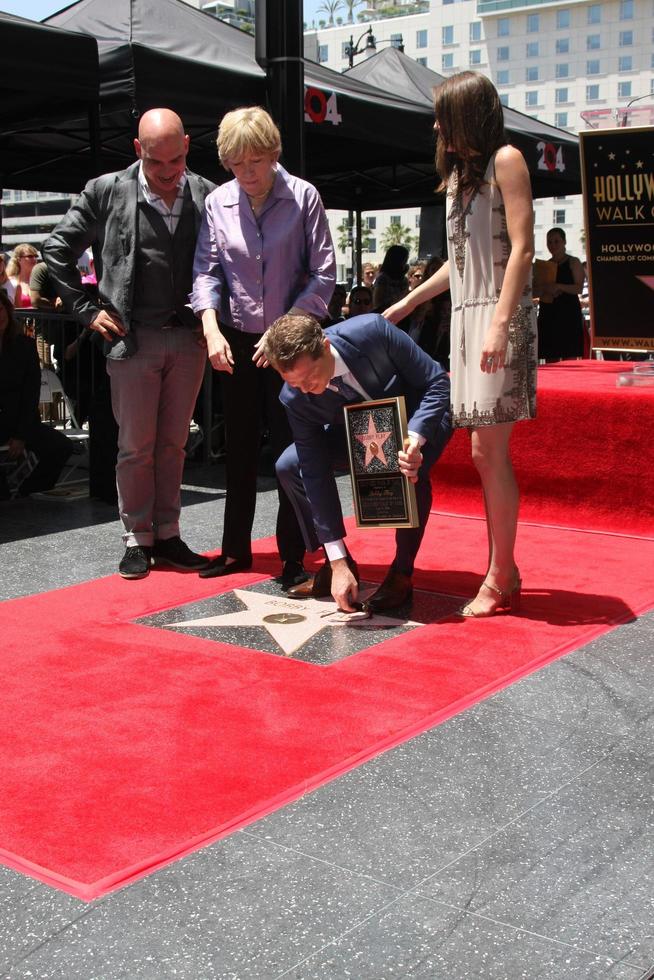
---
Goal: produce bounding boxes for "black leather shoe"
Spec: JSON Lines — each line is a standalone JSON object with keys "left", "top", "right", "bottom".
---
{"left": 278, "top": 561, "right": 309, "bottom": 591}
{"left": 367, "top": 569, "right": 413, "bottom": 612}
{"left": 152, "top": 536, "right": 209, "bottom": 571}
{"left": 199, "top": 555, "right": 253, "bottom": 579}
{"left": 287, "top": 556, "right": 359, "bottom": 599}
{"left": 119, "top": 545, "right": 152, "bottom": 580}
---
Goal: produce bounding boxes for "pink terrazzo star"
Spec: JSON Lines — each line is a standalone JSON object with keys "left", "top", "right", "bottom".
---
{"left": 355, "top": 413, "right": 393, "bottom": 468}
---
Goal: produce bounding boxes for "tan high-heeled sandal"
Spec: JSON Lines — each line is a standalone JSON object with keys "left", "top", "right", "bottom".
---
{"left": 459, "top": 573, "right": 522, "bottom": 618}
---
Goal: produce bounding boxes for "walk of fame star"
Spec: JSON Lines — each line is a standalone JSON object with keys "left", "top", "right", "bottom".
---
{"left": 165, "top": 589, "right": 422, "bottom": 656}
{"left": 355, "top": 414, "right": 393, "bottom": 468}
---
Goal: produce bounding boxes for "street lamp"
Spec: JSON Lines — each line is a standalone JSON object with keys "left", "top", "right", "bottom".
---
{"left": 344, "top": 26, "right": 404, "bottom": 70}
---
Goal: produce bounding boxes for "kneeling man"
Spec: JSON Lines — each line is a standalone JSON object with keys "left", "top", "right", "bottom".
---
{"left": 264, "top": 313, "right": 451, "bottom": 613}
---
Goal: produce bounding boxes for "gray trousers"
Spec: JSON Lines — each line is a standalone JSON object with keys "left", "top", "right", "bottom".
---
{"left": 107, "top": 327, "right": 206, "bottom": 547}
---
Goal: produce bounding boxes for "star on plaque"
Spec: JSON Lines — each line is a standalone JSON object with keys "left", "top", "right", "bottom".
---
{"left": 166, "top": 589, "right": 422, "bottom": 656}
{"left": 355, "top": 414, "right": 393, "bottom": 468}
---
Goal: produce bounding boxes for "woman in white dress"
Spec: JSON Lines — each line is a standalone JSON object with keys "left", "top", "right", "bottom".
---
{"left": 384, "top": 71, "right": 537, "bottom": 617}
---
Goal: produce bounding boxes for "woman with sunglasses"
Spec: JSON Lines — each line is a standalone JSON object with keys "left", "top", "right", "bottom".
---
{"left": 6, "top": 244, "right": 39, "bottom": 309}
{"left": 384, "top": 72, "right": 537, "bottom": 619}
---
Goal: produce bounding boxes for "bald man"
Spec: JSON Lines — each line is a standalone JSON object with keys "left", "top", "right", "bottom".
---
{"left": 44, "top": 109, "right": 215, "bottom": 579}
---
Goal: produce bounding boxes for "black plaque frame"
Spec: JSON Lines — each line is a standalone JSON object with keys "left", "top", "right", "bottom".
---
{"left": 343, "top": 396, "right": 419, "bottom": 529}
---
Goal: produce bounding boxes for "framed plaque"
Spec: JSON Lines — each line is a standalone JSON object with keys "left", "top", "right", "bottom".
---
{"left": 343, "top": 396, "right": 419, "bottom": 529}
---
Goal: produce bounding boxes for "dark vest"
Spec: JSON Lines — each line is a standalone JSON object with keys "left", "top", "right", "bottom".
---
{"left": 131, "top": 184, "right": 198, "bottom": 330}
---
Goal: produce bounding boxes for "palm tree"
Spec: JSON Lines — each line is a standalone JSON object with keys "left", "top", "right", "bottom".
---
{"left": 316, "top": 0, "right": 344, "bottom": 26}
{"left": 381, "top": 221, "right": 419, "bottom": 254}
{"left": 342, "top": 0, "right": 363, "bottom": 23}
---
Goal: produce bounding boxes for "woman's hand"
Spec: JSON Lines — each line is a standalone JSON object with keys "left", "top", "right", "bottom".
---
{"left": 252, "top": 334, "right": 269, "bottom": 369}
{"left": 383, "top": 299, "right": 411, "bottom": 324}
{"left": 206, "top": 328, "right": 234, "bottom": 374}
{"left": 480, "top": 321, "right": 509, "bottom": 374}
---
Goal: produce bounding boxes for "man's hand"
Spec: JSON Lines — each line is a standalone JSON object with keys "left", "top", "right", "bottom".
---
{"left": 90, "top": 309, "right": 127, "bottom": 341}
{"left": 398, "top": 437, "right": 422, "bottom": 484}
{"left": 7, "top": 438, "right": 26, "bottom": 460}
{"left": 330, "top": 556, "right": 359, "bottom": 612}
{"left": 252, "top": 334, "right": 269, "bottom": 369}
{"left": 206, "top": 328, "right": 234, "bottom": 374}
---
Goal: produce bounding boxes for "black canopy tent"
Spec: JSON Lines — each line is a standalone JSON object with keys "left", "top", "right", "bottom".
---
{"left": 347, "top": 47, "right": 582, "bottom": 201}
{"left": 45, "top": 0, "right": 580, "bottom": 210}
{"left": 46, "top": 0, "right": 436, "bottom": 209}
{"left": 0, "top": 11, "right": 100, "bottom": 193}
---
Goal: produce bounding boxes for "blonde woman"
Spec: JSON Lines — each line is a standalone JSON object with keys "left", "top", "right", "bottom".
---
{"left": 191, "top": 106, "right": 336, "bottom": 584}
{"left": 6, "top": 243, "right": 39, "bottom": 308}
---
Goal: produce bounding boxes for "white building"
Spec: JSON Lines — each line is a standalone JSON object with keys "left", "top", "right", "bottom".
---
{"left": 304, "top": 0, "right": 654, "bottom": 279}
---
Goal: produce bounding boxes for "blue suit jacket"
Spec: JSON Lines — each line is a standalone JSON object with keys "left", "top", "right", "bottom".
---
{"left": 280, "top": 314, "right": 451, "bottom": 544}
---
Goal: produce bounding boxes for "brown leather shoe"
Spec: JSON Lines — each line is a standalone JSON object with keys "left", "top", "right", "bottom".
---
{"left": 287, "top": 556, "right": 359, "bottom": 599}
{"left": 367, "top": 568, "right": 413, "bottom": 612}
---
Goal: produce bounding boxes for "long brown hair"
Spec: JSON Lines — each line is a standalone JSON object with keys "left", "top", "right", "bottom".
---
{"left": 433, "top": 72, "right": 506, "bottom": 195}
{"left": 0, "top": 290, "right": 21, "bottom": 350}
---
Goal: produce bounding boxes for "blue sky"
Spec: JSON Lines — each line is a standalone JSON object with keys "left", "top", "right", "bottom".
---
{"left": 1, "top": 1, "right": 325, "bottom": 23}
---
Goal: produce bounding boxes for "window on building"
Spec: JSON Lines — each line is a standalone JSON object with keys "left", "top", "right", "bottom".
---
{"left": 526, "top": 42, "right": 539, "bottom": 58}
{"left": 618, "top": 81, "right": 632, "bottom": 98}
{"left": 341, "top": 41, "right": 350, "bottom": 59}
{"left": 415, "top": 215, "right": 421, "bottom": 228}
{"left": 416, "top": 29, "right": 428, "bottom": 48}
{"left": 390, "top": 215, "right": 401, "bottom": 226}
{"left": 555, "top": 87, "right": 569, "bottom": 104}
{"left": 652, "top": 54, "right": 654, "bottom": 70}
{"left": 586, "top": 83, "right": 600, "bottom": 100}
{"left": 556, "top": 39, "right": 569, "bottom": 55}
{"left": 525, "top": 91, "right": 539, "bottom": 108}
{"left": 366, "top": 216, "right": 377, "bottom": 230}
{"left": 497, "top": 69, "right": 509, "bottom": 85}
{"left": 318, "top": 44, "right": 328, "bottom": 63}
{"left": 651, "top": 78, "right": 654, "bottom": 94}
{"left": 470, "top": 22, "right": 482, "bottom": 43}
{"left": 470, "top": 49, "right": 482, "bottom": 66}
{"left": 497, "top": 18, "right": 510, "bottom": 37}
{"left": 416, "top": 57, "right": 428, "bottom": 67}
{"left": 390, "top": 34, "right": 403, "bottom": 49}
{"left": 619, "top": 0, "right": 633, "bottom": 19}
{"left": 442, "top": 25, "right": 454, "bottom": 46}
{"left": 587, "top": 4, "right": 601, "bottom": 24}
{"left": 499, "top": 93, "right": 509, "bottom": 107}
{"left": 553, "top": 209, "right": 566, "bottom": 225}
{"left": 619, "top": 30, "right": 633, "bottom": 46}
{"left": 587, "top": 34, "right": 600, "bottom": 50}
{"left": 526, "top": 13, "right": 539, "bottom": 33}
{"left": 556, "top": 63, "right": 569, "bottom": 78}
{"left": 555, "top": 112, "right": 568, "bottom": 128}
{"left": 526, "top": 66, "right": 539, "bottom": 81}
{"left": 556, "top": 9, "right": 570, "bottom": 29}
{"left": 442, "top": 53, "right": 454, "bottom": 70}
{"left": 366, "top": 239, "right": 377, "bottom": 254}
{"left": 587, "top": 59, "right": 600, "bottom": 75}
{"left": 618, "top": 55, "right": 632, "bottom": 72}
{"left": 497, "top": 46, "right": 510, "bottom": 62}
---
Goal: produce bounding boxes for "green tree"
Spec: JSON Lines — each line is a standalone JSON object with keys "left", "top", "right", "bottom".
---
{"left": 342, "top": 0, "right": 363, "bottom": 23}
{"left": 380, "top": 221, "right": 418, "bottom": 254}
{"left": 317, "top": 0, "right": 344, "bottom": 25}
{"left": 336, "top": 217, "right": 372, "bottom": 253}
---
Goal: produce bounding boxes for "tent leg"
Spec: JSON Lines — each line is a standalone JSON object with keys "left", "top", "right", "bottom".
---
{"left": 355, "top": 210, "right": 362, "bottom": 285}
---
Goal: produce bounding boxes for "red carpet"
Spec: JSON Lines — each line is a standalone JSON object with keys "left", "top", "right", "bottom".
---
{"left": 2, "top": 514, "right": 654, "bottom": 900}
{"left": 433, "top": 360, "right": 654, "bottom": 536}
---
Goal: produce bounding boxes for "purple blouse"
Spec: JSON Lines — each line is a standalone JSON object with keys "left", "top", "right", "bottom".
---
{"left": 190, "top": 165, "right": 335, "bottom": 333}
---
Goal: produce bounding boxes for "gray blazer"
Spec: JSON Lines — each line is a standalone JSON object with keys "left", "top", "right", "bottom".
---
{"left": 43, "top": 161, "right": 215, "bottom": 358}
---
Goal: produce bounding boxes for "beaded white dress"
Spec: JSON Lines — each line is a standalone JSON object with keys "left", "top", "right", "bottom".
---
{"left": 445, "top": 152, "right": 537, "bottom": 428}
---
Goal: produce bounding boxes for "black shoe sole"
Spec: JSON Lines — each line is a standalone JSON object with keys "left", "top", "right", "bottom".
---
{"left": 199, "top": 558, "right": 253, "bottom": 579}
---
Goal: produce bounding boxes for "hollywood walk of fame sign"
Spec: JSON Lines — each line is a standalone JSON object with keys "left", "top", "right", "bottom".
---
{"left": 580, "top": 127, "right": 654, "bottom": 352}
{"left": 344, "top": 396, "right": 419, "bottom": 530}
